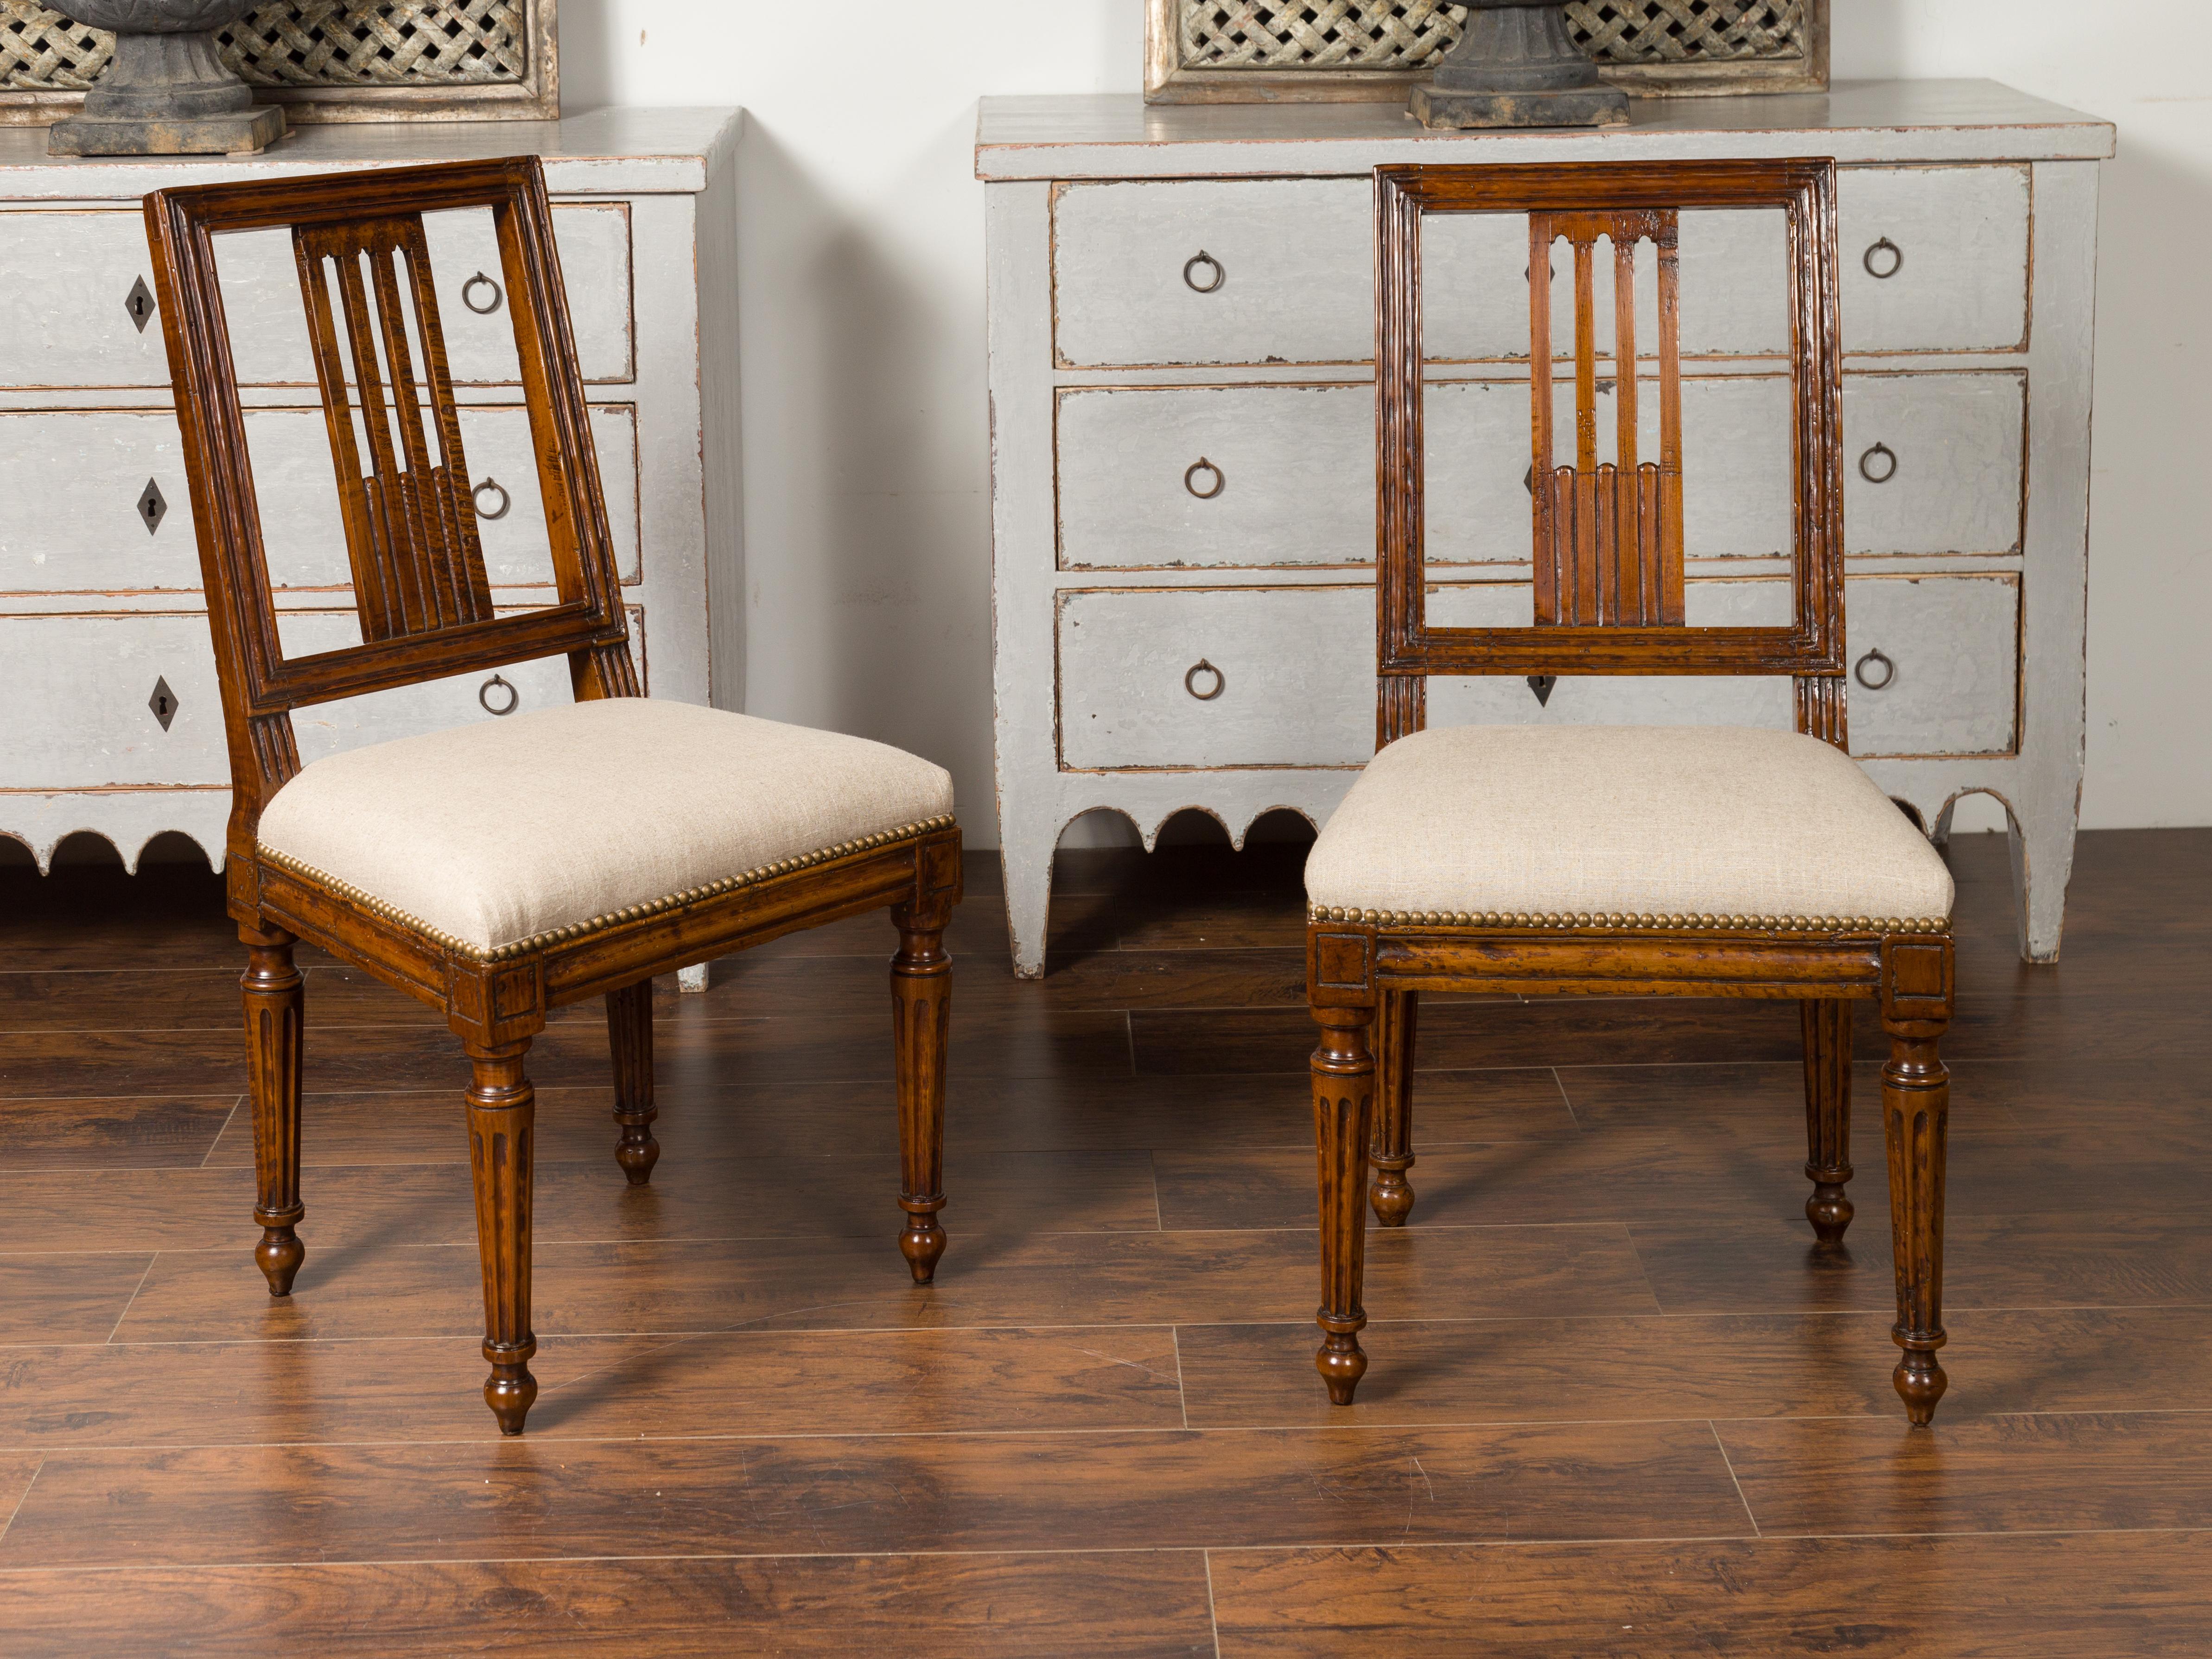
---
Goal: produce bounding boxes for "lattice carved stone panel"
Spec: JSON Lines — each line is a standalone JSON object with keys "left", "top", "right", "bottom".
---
{"left": 2, "top": 0, "right": 526, "bottom": 90}
{"left": 1179, "top": 1, "right": 1811, "bottom": 70}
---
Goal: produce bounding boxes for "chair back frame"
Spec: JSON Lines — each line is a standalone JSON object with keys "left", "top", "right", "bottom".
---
{"left": 143, "top": 157, "right": 638, "bottom": 873}
{"left": 1374, "top": 159, "right": 1847, "bottom": 749}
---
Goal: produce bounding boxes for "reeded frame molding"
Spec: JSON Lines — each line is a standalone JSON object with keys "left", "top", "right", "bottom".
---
{"left": 1374, "top": 158, "right": 1845, "bottom": 679}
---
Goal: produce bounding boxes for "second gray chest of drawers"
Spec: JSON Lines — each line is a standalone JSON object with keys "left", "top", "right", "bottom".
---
{"left": 979, "top": 83, "right": 2113, "bottom": 978}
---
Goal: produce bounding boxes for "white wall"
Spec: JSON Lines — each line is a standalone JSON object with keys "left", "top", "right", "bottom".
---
{"left": 561, "top": 0, "right": 2210, "bottom": 841}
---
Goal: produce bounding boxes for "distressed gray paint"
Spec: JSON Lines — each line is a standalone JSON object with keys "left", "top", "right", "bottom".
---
{"left": 988, "top": 88, "right": 2109, "bottom": 974}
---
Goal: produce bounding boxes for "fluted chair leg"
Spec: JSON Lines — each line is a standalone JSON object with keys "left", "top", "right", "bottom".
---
{"left": 1801, "top": 1000, "right": 1855, "bottom": 1244}
{"left": 466, "top": 1040, "right": 538, "bottom": 1436}
{"left": 1370, "top": 989, "right": 1418, "bottom": 1227}
{"left": 1879, "top": 935, "right": 1953, "bottom": 1427}
{"left": 1882, "top": 1007, "right": 1950, "bottom": 1425}
{"left": 1313, "top": 1004, "right": 1376, "bottom": 1405}
{"left": 891, "top": 900, "right": 951, "bottom": 1283}
{"left": 605, "top": 979, "right": 659, "bottom": 1185}
{"left": 242, "top": 923, "right": 305, "bottom": 1297}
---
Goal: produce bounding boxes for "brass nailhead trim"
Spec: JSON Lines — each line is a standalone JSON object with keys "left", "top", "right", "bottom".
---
{"left": 1306, "top": 903, "right": 1948, "bottom": 934}
{"left": 259, "top": 814, "right": 957, "bottom": 963}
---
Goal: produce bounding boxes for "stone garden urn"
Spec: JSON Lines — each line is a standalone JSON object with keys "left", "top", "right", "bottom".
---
{"left": 1411, "top": 0, "right": 1630, "bottom": 129}
{"left": 48, "top": 0, "right": 286, "bottom": 156}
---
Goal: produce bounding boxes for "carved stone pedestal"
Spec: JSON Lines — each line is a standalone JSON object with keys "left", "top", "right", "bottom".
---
{"left": 1411, "top": 0, "right": 1628, "bottom": 130}
{"left": 46, "top": 2, "right": 285, "bottom": 157}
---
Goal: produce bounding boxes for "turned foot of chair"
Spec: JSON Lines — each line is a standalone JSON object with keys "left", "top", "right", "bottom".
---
{"left": 1881, "top": 937, "right": 1953, "bottom": 1427}
{"left": 1801, "top": 1001, "right": 1855, "bottom": 1246}
{"left": 900, "top": 1201, "right": 947, "bottom": 1284}
{"left": 604, "top": 980, "right": 659, "bottom": 1186}
{"left": 892, "top": 899, "right": 952, "bottom": 1285}
{"left": 484, "top": 1344, "right": 540, "bottom": 1437}
{"left": 255, "top": 1226, "right": 305, "bottom": 1297}
{"left": 1312, "top": 1003, "right": 1376, "bottom": 1405}
{"left": 242, "top": 923, "right": 306, "bottom": 1297}
{"left": 1317, "top": 1318, "right": 1369, "bottom": 1406}
{"left": 1894, "top": 1346, "right": 1948, "bottom": 1426}
{"left": 467, "top": 1039, "right": 539, "bottom": 1435}
{"left": 1370, "top": 990, "right": 1417, "bottom": 1228}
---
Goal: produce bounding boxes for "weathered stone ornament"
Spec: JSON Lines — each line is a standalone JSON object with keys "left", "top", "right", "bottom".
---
{"left": 46, "top": 1, "right": 286, "bottom": 157}
{"left": 1411, "top": 0, "right": 1631, "bottom": 130}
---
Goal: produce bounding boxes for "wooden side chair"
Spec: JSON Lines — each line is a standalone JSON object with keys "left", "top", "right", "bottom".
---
{"left": 1304, "top": 159, "right": 1957, "bottom": 1424}
{"left": 144, "top": 158, "right": 962, "bottom": 1436}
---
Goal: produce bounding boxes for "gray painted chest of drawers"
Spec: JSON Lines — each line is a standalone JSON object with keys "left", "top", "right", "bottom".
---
{"left": 0, "top": 109, "right": 743, "bottom": 889}
{"left": 979, "top": 83, "right": 2114, "bottom": 979}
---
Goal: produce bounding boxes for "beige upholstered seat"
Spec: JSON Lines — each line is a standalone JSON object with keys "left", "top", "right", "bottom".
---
{"left": 1305, "top": 725, "right": 1953, "bottom": 928}
{"left": 258, "top": 699, "right": 956, "bottom": 957}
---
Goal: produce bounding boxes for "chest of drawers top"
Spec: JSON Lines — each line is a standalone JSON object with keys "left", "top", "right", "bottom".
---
{"left": 0, "top": 107, "right": 740, "bottom": 199}
{"left": 976, "top": 81, "right": 2113, "bottom": 180}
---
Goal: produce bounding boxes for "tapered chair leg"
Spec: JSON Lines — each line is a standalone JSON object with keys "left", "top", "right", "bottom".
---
{"left": 465, "top": 1040, "right": 538, "bottom": 1435}
{"left": 1313, "top": 1003, "right": 1377, "bottom": 1405}
{"left": 605, "top": 980, "right": 659, "bottom": 1185}
{"left": 241, "top": 922, "right": 305, "bottom": 1297}
{"left": 1800, "top": 1000, "right": 1854, "bottom": 1245}
{"left": 1881, "top": 977, "right": 1951, "bottom": 1427}
{"left": 891, "top": 901, "right": 951, "bottom": 1284}
{"left": 1370, "top": 989, "right": 1418, "bottom": 1227}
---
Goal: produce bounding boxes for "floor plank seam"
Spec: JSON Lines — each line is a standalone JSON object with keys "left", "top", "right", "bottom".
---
{"left": 0, "top": 1545, "right": 1247, "bottom": 1576}
{"left": 1549, "top": 1065, "right": 1581, "bottom": 1129}
{"left": 101, "top": 1258, "right": 157, "bottom": 1345}
{"left": 13, "top": 1409, "right": 2117, "bottom": 1456}
{"left": 0, "top": 1457, "right": 42, "bottom": 1549}
{"left": 1202, "top": 1547, "right": 1224, "bottom": 1659}
{"left": 16, "top": 1402, "right": 2212, "bottom": 1459}
{"left": 1709, "top": 1420, "right": 1761, "bottom": 1538}
{"left": 197, "top": 1093, "right": 244, "bottom": 1169}
{"left": 1171, "top": 1327, "right": 1190, "bottom": 1430}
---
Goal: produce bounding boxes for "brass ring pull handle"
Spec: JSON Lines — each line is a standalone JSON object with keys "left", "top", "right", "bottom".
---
{"left": 478, "top": 674, "right": 520, "bottom": 716}
{"left": 1859, "top": 442, "right": 1898, "bottom": 484}
{"left": 1184, "top": 659, "right": 1225, "bottom": 701}
{"left": 1182, "top": 250, "right": 1225, "bottom": 293}
{"left": 1863, "top": 237, "right": 1904, "bottom": 280}
{"left": 462, "top": 271, "right": 504, "bottom": 315}
{"left": 1184, "top": 457, "right": 1226, "bottom": 500}
{"left": 472, "top": 477, "right": 512, "bottom": 520}
{"left": 1855, "top": 649, "right": 1896, "bottom": 692}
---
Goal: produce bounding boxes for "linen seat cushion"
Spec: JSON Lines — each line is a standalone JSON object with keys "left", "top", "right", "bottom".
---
{"left": 1304, "top": 725, "right": 1953, "bottom": 927}
{"left": 256, "top": 698, "right": 955, "bottom": 956}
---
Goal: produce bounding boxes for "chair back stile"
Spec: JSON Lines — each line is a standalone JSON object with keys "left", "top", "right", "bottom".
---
{"left": 142, "top": 157, "right": 639, "bottom": 884}
{"left": 1373, "top": 159, "right": 1847, "bottom": 751}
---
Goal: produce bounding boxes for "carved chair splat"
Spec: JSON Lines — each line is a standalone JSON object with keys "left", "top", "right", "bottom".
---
{"left": 146, "top": 158, "right": 962, "bottom": 1436}
{"left": 1314, "top": 159, "right": 1956, "bottom": 1424}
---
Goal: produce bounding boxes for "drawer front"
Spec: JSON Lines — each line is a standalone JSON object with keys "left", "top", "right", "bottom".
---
{"left": 1054, "top": 180, "right": 1373, "bottom": 368}
{"left": 1056, "top": 573, "right": 2012, "bottom": 769}
{"left": 0, "top": 405, "right": 641, "bottom": 595}
{"left": 1057, "top": 384, "right": 1373, "bottom": 569}
{"left": 0, "top": 608, "right": 645, "bottom": 788}
{"left": 1058, "top": 370, "right": 2019, "bottom": 569}
{"left": 1051, "top": 167, "right": 2028, "bottom": 368}
{"left": 1056, "top": 377, "right": 1794, "bottom": 568}
{"left": 0, "top": 203, "right": 635, "bottom": 389}
{"left": 1843, "top": 572, "right": 2018, "bottom": 756}
{"left": 1839, "top": 166, "right": 2029, "bottom": 354}
{"left": 1058, "top": 585, "right": 1375, "bottom": 769}
{"left": 1844, "top": 372, "right": 2024, "bottom": 556}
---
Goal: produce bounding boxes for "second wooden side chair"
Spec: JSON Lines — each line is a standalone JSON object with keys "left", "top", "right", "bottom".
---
{"left": 144, "top": 157, "right": 962, "bottom": 1436}
{"left": 1304, "top": 159, "right": 1958, "bottom": 1424}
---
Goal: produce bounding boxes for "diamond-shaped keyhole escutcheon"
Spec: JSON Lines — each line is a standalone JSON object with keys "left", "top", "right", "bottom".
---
{"left": 138, "top": 478, "right": 166, "bottom": 535}
{"left": 149, "top": 676, "right": 178, "bottom": 732}
{"left": 125, "top": 275, "right": 155, "bottom": 334}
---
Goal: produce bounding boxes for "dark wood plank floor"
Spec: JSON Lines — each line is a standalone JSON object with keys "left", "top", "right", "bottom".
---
{"left": 1, "top": 827, "right": 2208, "bottom": 1656}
